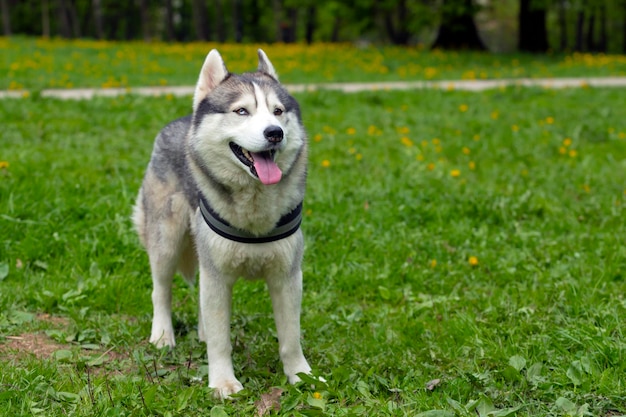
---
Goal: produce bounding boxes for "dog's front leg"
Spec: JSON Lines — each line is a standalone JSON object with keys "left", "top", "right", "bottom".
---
{"left": 267, "top": 269, "right": 312, "bottom": 383}
{"left": 199, "top": 266, "right": 243, "bottom": 399}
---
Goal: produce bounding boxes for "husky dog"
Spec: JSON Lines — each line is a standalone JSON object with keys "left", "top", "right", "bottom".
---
{"left": 132, "top": 49, "right": 314, "bottom": 399}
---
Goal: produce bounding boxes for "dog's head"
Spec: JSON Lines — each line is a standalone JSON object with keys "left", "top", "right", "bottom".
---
{"left": 190, "top": 49, "right": 306, "bottom": 186}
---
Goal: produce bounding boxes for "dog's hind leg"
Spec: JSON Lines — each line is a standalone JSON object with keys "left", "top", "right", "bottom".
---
{"left": 146, "top": 193, "right": 191, "bottom": 348}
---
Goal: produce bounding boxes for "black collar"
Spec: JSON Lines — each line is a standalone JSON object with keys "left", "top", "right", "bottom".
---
{"left": 198, "top": 193, "right": 302, "bottom": 244}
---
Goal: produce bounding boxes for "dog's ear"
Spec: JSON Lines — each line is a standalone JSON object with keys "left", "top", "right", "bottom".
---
{"left": 257, "top": 49, "right": 278, "bottom": 80}
{"left": 193, "top": 49, "right": 229, "bottom": 109}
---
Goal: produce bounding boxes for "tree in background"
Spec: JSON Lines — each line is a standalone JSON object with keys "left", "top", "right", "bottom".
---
{"left": 431, "top": 0, "right": 486, "bottom": 50}
{"left": 518, "top": 0, "right": 548, "bottom": 52}
{"left": 1, "top": 0, "right": 626, "bottom": 53}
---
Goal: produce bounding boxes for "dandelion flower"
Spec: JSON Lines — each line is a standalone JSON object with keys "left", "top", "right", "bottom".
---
{"left": 490, "top": 111, "right": 499, "bottom": 120}
{"left": 473, "top": 134, "right": 480, "bottom": 141}
{"left": 546, "top": 116, "right": 554, "bottom": 124}
{"left": 427, "top": 163, "right": 435, "bottom": 171}
{"left": 569, "top": 149, "right": 577, "bottom": 158}
{"left": 401, "top": 137, "right": 414, "bottom": 147}
{"left": 512, "top": 125, "right": 519, "bottom": 132}
{"left": 313, "top": 134, "right": 322, "bottom": 142}
{"left": 462, "top": 147, "right": 471, "bottom": 155}
{"left": 321, "top": 160, "right": 331, "bottom": 167}
{"left": 459, "top": 104, "right": 469, "bottom": 112}
{"left": 0, "top": 161, "right": 9, "bottom": 169}
{"left": 563, "top": 138, "right": 572, "bottom": 147}
{"left": 313, "top": 392, "right": 322, "bottom": 399}
{"left": 430, "top": 259, "right": 437, "bottom": 268}
{"left": 468, "top": 161, "right": 476, "bottom": 170}
{"left": 559, "top": 146, "right": 567, "bottom": 155}
{"left": 346, "top": 127, "right": 356, "bottom": 135}
{"left": 468, "top": 256, "right": 479, "bottom": 266}
{"left": 450, "top": 169, "right": 461, "bottom": 177}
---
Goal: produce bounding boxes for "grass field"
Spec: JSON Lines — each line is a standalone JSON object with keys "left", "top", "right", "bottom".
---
{"left": 3, "top": 37, "right": 626, "bottom": 91}
{"left": 1, "top": 84, "right": 625, "bottom": 416}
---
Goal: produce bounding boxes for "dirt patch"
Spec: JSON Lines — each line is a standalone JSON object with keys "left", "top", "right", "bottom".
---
{"left": 2, "top": 332, "right": 68, "bottom": 360}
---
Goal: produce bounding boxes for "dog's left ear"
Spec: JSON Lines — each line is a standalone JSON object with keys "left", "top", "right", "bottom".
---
{"left": 257, "top": 49, "right": 278, "bottom": 80}
{"left": 194, "top": 49, "right": 229, "bottom": 110}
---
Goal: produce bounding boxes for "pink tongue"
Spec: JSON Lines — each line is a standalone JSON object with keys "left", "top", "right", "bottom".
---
{"left": 251, "top": 152, "right": 282, "bottom": 185}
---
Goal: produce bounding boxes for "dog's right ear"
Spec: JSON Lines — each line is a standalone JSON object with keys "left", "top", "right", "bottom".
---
{"left": 193, "top": 49, "right": 229, "bottom": 109}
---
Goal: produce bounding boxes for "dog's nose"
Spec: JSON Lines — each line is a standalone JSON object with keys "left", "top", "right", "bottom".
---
{"left": 264, "top": 126, "right": 283, "bottom": 143}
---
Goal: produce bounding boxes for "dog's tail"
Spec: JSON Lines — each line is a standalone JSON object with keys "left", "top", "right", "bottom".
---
{"left": 132, "top": 188, "right": 147, "bottom": 248}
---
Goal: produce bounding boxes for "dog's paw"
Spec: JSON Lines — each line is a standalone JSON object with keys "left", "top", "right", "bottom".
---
{"left": 149, "top": 329, "right": 176, "bottom": 348}
{"left": 210, "top": 379, "right": 244, "bottom": 400}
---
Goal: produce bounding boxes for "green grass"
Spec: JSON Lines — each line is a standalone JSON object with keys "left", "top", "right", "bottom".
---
{"left": 1, "top": 86, "right": 625, "bottom": 416}
{"left": 2, "top": 36, "right": 626, "bottom": 90}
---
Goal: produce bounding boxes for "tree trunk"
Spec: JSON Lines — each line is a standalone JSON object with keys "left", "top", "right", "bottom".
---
{"left": 283, "top": 7, "right": 297, "bottom": 43}
{"left": 623, "top": 1, "right": 626, "bottom": 53}
{"left": 331, "top": 16, "right": 341, "bottom": 42}
{"left": 598, "top": 3, "right": 606, "bottom": 52}
{"left": 1, "top": 0, "right": 11, "bottom": 36}
{"left": 139, "top": 0, "right": 151, "bottom": 41}
{"left": 384, "top": 0, "right": 411, "bottom": 45}
{"left": 273, "top": 0, "right": 281, "bottom": 42}
{"left": 57, "top": 0, "right": 73, "bottom": 38}
{"left": 518, "top": 0, "right": 549, "bottom": 53}
{"left": 42, "top": 0, "right": 50, "bottom": 37}
{"left": 558, "top": 0, "right": 567, "bottom": 51}
{"left": 164, "top": 0, "right": 175, "bottom": 41}
{"left": 232, "top": 0, "right": 243, "bottom": 42}
{"left": 92, "top": 0, "right": 104, "bottom": 39}
{"left": 192, "top": 0, "right": 209, "bottom": 41}
{"left": 586, "top": 8, "right": 596, "bottom": 51}
{"left": 575, "top": 9, "right": 585, "bottom": 51}
{"left": 215, "top": 0, "right": 225, "bottom": 42}
{"left": 432, "top": 0, "right": 485, "bottom": 50}
{"left": 304, "top": 6, "right": 316, "bottom": 44}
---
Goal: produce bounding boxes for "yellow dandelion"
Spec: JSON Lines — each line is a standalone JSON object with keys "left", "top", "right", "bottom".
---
{"left": 468, "top": 161, "right": 476, "bottom": 170}
{"left": 397, "top": 126, "right": 410, "bottom": 135}
{"left": 468, "top": 256, "right": 479, "bottom": 266}
{"left": 582, "top": 184, "right": 590, "bottom": 193}
{"left": 546, "top": 116, "right": 554, "bottom": 124}
{"left": 0, "top": 161, "right": 9, "bottom": 169}
{"left": 430, "top": 259, "right": 437, "bottom": 268}
{"left": 432, "top": 138, "right": 440, "bottom": 145}
{"left": 462, "top": 147, "right": 471, "bottom": 155}
{"left": 421, "top": 140, "right": 429, "bottom": 148}
{"left": 416, "top": 154, "right": 424, "bottom": 161}
{"left": 450, "top": 169, "right": 461, "bottom": 177}
{"left": 521, "top": 169, "right": 529, "bottom": 176}
{"left": 346, "top": 127, "right": 356, "bottom": 135}
{"left": 512, "top": 125, "right": 519, "bottom": 132}
{"left": 313, "top": 392, "right": 322, "bottom": 399}
{"left": 313, "top": 134, "right": 322, "bottom": 142}
{"left": 355, "top": 153, "right": 363, "bottom": 161}
{"left": 427, "top": 163, "right": 436, "bottom": 171}
{"left": 473, "top": 134, "right": 480, "bottom": 141}
{"left": 619, "top": 132, "right": 626, "bottom": 139}
{"left": 569, "top": 149, "right": 578, "bottom": 158}
{"left": 563, "top": 138, "right": 572, "bottom": 147}
{"left": 321, "top": 160, "right": 331, "bottom": 168}
{"left": 401, "top": 137, "right": 414, "bottom": 147}
{"left": 491, "top": 111, "right": 499, "bottom": 120}
{"left": 305, "top": 209, "right": 313, "bottom": 216}
{"left": 559, "top": 146, "right": 567, "bottom": 155}
{"left": 459, "top": 104, "right": 469, "bottom": 112}
{"left": 348, "top": 147, "right": 356, "bottom": 154}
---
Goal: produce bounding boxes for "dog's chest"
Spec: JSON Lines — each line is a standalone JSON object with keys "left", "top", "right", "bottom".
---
{"left": 207, "top": 237, "right": 298, "bottom": 280}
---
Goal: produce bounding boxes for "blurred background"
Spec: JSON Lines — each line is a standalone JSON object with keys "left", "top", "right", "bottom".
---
{"left": 1, "top": 0, "right": 625, "bottom": 54}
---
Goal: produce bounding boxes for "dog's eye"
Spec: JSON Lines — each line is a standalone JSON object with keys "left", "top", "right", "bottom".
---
{"left": 273, "top": 108, "right": 284, "bottom": 116}
{"left": 234, "top": 108, "right": 249, "bottom": 116}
